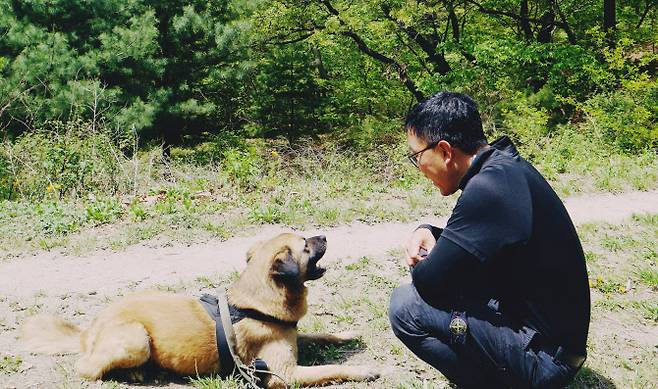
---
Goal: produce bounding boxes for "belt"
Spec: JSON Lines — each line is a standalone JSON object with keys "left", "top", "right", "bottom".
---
{"left": 529, "top": 336, "right": 586, "bottom": 369}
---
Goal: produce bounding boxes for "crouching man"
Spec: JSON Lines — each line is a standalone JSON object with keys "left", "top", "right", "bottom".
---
{"left": 389, "top": 91, "right": 590, "bottom": 388}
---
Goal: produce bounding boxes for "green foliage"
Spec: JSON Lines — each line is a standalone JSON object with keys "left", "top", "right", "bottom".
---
{"left": 86, "top": 198, "right": 124, "bottom": 225}
{"left": 345, "top": 115, "right": 403, "bottom": 149}
{"left": 0, "top": 145, "right": 12, "bottom": 199}
{"left": 247, "top": 42, "right": 328, "bottom": 139}
{"left": 1, "top": 0, "right": 656, "bottom": 168}
{"left": 637, "top": 267, "right": 658, "bottom": 290}
{"left": 581, "top": 80, "right": 658, "bottom": 153}
{"left": 501, "top": 101, "right": 550, "bottom": 147}
{"left": 3, "top": 120, "right": 129, "bottom": 199}
{"left": 221, "top": 146, "right": 262, "bottom": 186}
{"left": 128, "top": 201, "right": 149, "bottom": 222}
{"left": 0, "top": 0, "right": 252, "bottom": 143}
{"left": 632, "top": 301, "right": 658, "bottom": 322}
{"left": 172, "top": 132, "right": 245, "bottom": 165}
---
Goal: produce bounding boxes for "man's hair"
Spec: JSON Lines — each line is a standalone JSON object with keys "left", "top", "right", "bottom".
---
{"left": 405, "top": 91, "right": 487, "bottom": 154}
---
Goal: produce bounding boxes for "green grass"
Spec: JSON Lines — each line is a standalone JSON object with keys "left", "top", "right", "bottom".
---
{"left": 1, "top": 135, "right": 656, "bottom": 259}
{"left": 571, "top": 214, "right": 658, "bottom": 387}
{"left": 0, "top": 354, "right": 22, "bottom": 375}
{"left": 189, "top": 375, "right": 244, "bottom": 389}
{"left": 0, "top": 141, "right": 453, "bottom": 258}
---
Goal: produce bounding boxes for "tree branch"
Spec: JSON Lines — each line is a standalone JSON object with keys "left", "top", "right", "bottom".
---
{"left": 553, "top": 0, "right": 577, "bottom": 44}
{"left": 636, "top": 0, "right": 653, "bottom": 29}
{"left": 318, "top": 0, "right": 425, "bottom": 101}
{"left": 380, "top": 6, "right": 451, "bottom": 75}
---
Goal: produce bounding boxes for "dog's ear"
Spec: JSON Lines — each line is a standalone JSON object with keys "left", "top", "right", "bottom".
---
{"left": 246, "top": 240, "right": 264, "bottom": 263}
{"left": 271, "top": 249, "right": 300, "bottom": 282}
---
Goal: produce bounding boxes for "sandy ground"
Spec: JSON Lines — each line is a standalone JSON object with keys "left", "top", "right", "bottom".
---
{"left": 1, "top": 189, "right": 657, "bottom": 388}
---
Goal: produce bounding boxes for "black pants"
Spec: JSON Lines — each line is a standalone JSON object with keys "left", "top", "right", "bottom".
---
{"left": 388, "top": 284, "right": 580, "bottom": 388}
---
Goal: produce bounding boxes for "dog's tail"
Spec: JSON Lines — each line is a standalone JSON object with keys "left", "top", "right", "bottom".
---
{"left": 21, "top": 314, "right": 81, "bottom": 354}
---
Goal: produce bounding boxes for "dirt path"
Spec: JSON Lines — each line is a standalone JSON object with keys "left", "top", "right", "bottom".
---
{"left": 1, "top": 190, "right": 657, "bottom": 299}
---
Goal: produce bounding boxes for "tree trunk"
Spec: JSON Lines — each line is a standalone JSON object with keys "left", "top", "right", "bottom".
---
{"left": 537, "top": 11, "right": 555, "bottom": 43}
{"left": 520, "top": 0, "right": 533, "bottom": 41}
{"left": 603, "top": 0, "right": 616, "bottom": 32}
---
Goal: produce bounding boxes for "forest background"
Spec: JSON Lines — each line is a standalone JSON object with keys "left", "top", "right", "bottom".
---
{"left": 0, "top": 0, "right": 657, "bottom": 251}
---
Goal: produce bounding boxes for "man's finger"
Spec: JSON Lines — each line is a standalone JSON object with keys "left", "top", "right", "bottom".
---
{"left": 406, "top": 255, "right": 419, "bottom": 267}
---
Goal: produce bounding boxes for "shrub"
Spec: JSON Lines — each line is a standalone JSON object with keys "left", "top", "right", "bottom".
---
{"left": 501, "top": 101, "right": 550, "bottom": 146}
{"left": 171, "top": 132, "right": 245, "bottom": 165}
{"left": 85, "top": 197, "right": 124, "bottom": 225}
{"left": 36, "top": 202, "right": 85, "bottom": 235}
{"left": 221, "top": 145, "right": 262, "bottom": 187}
{"left": 581, "top": 80, "right": 658, "bottom": 153}
{"left": 0, "top": 146, "right": 12, "bottom": 200}
{"left": 5, "top": 120, "right": 135, "bottom": 199}
{"left": 344, "top": 115, "right": 402, "bottom": 150}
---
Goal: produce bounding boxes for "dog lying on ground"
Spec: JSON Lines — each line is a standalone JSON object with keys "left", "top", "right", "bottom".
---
{"left": 21, "top": 233, "right": 380, "bottom": 388}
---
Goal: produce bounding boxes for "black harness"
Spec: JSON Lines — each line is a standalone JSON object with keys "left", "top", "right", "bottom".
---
{"left": 199, "top": 293, "right": 296, "bottom": 386}
{"left": 228, "top": 304, "right": 298, "bottom": 327}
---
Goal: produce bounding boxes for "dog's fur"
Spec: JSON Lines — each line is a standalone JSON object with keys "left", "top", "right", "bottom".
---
{"left": 21, "top": 233, "right": 379, "bottom": 388}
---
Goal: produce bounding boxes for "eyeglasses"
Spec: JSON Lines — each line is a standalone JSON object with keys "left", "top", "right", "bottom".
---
{"left": 407, "top": 140, "right": 439, "bottom": 168}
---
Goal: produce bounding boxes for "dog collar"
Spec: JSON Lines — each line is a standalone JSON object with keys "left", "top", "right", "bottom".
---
{"left": 229, "top": 304, "right": 298, "bottom": 328}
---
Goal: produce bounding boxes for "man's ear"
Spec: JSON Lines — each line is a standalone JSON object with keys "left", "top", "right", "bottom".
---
{"left": 246, "top": 241, "right": 263, "bottom": 263}
{"left": 437, "top": 140, "right": 453, "bottom": 162}
{"left": 271, "top": 249, "right": 300, "bottom": 282}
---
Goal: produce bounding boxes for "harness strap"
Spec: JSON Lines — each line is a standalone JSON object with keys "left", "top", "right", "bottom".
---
{"left": 229, "top": 304, "right": 298, "bottom": 327}
{"left": 200, "top": 293, "right": 286, "bottom": 388}
{"left": 199, "top": 294, "right": 235, "bottom": 377}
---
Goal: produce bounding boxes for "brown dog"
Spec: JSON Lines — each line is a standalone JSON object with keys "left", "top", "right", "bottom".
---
{"left": 21, "top": 233, "right": 380, "bottom": 387}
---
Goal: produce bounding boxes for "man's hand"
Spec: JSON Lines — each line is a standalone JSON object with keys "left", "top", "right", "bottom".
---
{"left": 405, "top": 228, "right": 437, "bottom": 267}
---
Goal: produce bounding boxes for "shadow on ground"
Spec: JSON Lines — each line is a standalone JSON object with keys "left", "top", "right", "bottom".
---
{"left": 102, "top": 361, "right": 191, "bottom": 386}
{"left": 81, "top": 339, "right": 365, "bottom": 386}
{"left": 297, "top": 339, "right": 365, "bottom": 366}
{"left": 568, "top": 367, "right": 617, "bottom": 389}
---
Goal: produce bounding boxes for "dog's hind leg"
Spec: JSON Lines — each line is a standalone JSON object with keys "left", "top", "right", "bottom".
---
{"left": 285, "top": 364, "right": 380, "bottom": 387}
{"left": 75, "top": 322, "right": 151, "bottom": 380}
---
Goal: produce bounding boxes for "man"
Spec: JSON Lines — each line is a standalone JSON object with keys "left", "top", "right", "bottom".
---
{"left": 388, "top": 92, "right": 590, "bottom": 388}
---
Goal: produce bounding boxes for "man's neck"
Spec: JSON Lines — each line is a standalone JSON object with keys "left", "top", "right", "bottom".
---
{"left": 453, "top": 144, "right": 489, "bottom": 190}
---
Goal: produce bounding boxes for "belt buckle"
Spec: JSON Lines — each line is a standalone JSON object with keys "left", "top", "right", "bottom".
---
{"left": 449, "top": 311, "right": 468, "bottom": 344}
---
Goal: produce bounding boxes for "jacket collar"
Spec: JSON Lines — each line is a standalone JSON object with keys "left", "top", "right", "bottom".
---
{"left": 458, "top": 136, "right": 518, "bottom": 190}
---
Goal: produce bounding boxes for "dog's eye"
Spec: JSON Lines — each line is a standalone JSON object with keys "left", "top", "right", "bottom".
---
{"left": 303, "top": 239, "right": 310, "bottom": 253}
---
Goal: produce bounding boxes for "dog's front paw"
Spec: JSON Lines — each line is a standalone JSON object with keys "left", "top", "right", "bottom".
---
{"left": 334, "top": 331, "right": 361, "bottom": 343}
{"left": 75, "top": 358, "right": 102, "bottom": 380}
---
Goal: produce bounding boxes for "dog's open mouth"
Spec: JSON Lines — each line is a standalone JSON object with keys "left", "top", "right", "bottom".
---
{"left": 306, "top": 243, "right": 327, "bottom": 280}
{"left": 307, "top": 262, "right": 326, "bottom": 280}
